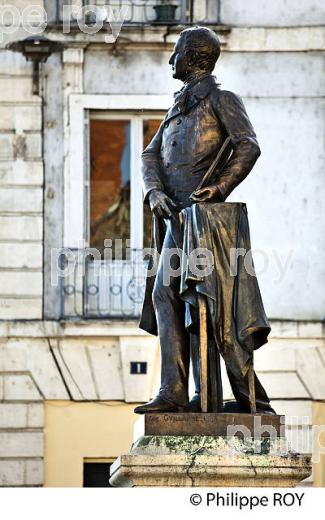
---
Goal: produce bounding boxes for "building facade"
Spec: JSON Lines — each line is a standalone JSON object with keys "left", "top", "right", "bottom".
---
{"left": 0, "top": 0, "right": 324, "bottom": 486}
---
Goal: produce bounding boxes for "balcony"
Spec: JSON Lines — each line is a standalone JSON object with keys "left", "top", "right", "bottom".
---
{"left": 59, "top": 248, "right": 147, "bottom": 319}
{"left": 48, "top": 1, "right": 220, "bottom": 26}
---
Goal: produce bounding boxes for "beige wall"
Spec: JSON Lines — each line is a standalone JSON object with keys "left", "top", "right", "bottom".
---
{"left": 44, "top": 401, "right": 138, "bottom": 487}
{"left": 313, "top": 401, "right": 325, "bottom": 487}
{"left": 44, "top": 399, "right": 325, "bottom": 488}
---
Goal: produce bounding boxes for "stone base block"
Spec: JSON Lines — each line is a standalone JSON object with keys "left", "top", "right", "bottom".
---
{"left": 109, "top": 435, "right": 311, "bottom": 487}
{"left": 138, "top": 412, "right": 284, "bottom": 437}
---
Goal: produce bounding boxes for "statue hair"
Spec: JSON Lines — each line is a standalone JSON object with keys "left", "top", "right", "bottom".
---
{"left": 180, "top": 26, "right": 220, "bottom": 73}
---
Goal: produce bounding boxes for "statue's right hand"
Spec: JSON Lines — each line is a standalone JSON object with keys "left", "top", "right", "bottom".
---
{"left": 148, "top": 190, "right": 177, "bottom": 219}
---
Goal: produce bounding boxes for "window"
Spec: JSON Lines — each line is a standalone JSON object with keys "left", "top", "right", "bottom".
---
{"left": 89, "top": 112, "right": 163, "bottom": 256}
{"left": 61, "top": 102, "right": 166, "bottom": 319}
{"left": 61, "top": 95, "right": 171, "bottom": 319}
{"left": 90, "top": 118, "right": 131, "bottom": 258}
{"left": 83, "top": 462, "right": 113, "bottom": 487}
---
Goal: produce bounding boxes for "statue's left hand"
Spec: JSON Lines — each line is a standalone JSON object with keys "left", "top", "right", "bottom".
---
{"left": 190, "top": 185, "right": 223, "bottom": 203}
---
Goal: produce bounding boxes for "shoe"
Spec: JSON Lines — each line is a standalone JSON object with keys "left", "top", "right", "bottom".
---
{"left": 258, "top": 408, "right": 277, "bottom": 415}
{"left": 222, "top": 401, "right": 243, "bottom": 413}
{"left": 134, "top": 395, "right": 187, "bottom": 414}
{"left": 187, "top": 393, "right": 201, "bottom": 413}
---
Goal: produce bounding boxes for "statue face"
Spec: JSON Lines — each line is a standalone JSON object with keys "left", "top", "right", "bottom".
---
{"left": 169, "top": 35, "right": 189, "bottom": 81}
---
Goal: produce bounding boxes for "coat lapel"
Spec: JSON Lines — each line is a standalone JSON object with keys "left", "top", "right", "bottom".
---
{"left": 163, "top": 75, "right": 218, "bottom": 124}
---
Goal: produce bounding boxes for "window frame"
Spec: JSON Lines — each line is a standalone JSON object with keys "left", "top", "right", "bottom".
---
{"left": 65, "top": 94, "right": 172, "bottom": 249}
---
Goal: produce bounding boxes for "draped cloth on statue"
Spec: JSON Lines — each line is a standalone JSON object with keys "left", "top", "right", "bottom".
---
{"left": 139, "top": 202, "right": 270, "bottom": 379}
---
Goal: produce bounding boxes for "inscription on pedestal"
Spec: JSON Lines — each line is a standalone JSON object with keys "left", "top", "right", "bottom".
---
{"left": 145, "top": 413, "right": 285, "bottom": 437}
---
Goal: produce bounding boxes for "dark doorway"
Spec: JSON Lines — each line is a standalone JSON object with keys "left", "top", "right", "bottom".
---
{"left": 83, "top": 462, "right": 113, "bottom": 487}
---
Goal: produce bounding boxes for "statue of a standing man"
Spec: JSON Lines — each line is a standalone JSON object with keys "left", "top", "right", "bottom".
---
{"left": 135, "top": 27, "right": 275, "bottom": 415}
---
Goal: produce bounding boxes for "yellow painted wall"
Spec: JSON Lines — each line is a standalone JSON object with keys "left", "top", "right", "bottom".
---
{"left": 313, "top": 401, "right": 325, "bottom": 487}
{"left": 44, "top": 401, "right": 138, "bottom": 487}
{"left": 45, "top": 399, "right": 325, "bottom": 487}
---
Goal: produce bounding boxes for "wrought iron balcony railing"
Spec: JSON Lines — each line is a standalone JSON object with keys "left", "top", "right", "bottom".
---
{"left": 48, "top": 1, "right": 220, "bottom": 26}
{"left": 59, "top": 248, "right": 147, "bottom": 319}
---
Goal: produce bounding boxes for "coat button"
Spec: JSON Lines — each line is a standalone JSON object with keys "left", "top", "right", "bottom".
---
{"left": 172, "top": 140, "right": 177, "bottom": 147}
{"left": 164, "top": 121, "right": 169, "bottom": 128}
{"left": 176, "top": 118, "right": 181, "bottom": 125}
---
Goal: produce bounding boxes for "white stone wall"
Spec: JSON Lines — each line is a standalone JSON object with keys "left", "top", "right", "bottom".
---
{"left": 0, "top": 322, "right": 159, "bottom": 486}
{"left": 0, "top": 48, "right": 43, "bottom": 320}
{"left": 220, "top": 0, "right": 325, "bottom": 27}
{"left": 0, "top": 403, "right": 44, "bottom": 486}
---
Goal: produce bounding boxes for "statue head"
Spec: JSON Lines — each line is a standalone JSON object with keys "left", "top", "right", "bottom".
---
{"left": 169, "top": 26, "right": 220, "bottom": 82}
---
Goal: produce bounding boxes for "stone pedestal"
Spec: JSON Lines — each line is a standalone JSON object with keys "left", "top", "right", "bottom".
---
{"left": 109, "top": 413, "right": 311, "bottom": 487}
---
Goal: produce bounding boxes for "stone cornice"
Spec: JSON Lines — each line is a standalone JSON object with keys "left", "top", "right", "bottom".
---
{"left": 0, "top": 319, "right": 323, "bottom": 339}
{"left": 43, "top": 25, "right": 325, "bottom": 52}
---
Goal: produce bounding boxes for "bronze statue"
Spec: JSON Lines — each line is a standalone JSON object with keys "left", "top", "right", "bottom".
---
{"left": 135, "top": 27, "right": 275, "bottom": 415}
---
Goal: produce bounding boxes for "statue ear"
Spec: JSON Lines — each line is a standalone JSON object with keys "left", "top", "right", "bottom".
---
{"left": 186, "top": 49, "right": 198, "bottom": 67}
